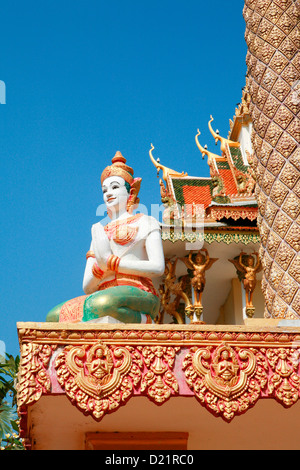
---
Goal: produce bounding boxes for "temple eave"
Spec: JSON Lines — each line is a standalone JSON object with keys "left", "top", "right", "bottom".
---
{"left": 17, "top": 320, "right": 300, "bottom": 449}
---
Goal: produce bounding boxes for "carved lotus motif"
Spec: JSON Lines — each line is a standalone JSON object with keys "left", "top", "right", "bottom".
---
{"left": 183, "top": 343, "right": 268, "bottom": 421}
{"left": 55, "top": 342, "right": 142, "bottom": 420}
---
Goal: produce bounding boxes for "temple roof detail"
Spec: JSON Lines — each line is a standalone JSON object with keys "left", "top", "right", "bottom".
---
{"left": 150, "top": 109, "right": 257, "bottom": 229}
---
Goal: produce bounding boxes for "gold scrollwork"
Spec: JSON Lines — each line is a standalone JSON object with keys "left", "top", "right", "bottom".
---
{"left": 183, "top": 343, "right": 268, "bottom": 421}
{"left": 267, "top": 348, "right": 300, "bottom": 408}
{"left": 55, "top": 342, "right": 142, "bottom": 421}
{"left": 138, "top": 346, "right": 180, "bottom": 404}
{"left": 17, "top": 343, "right": 56, "bottom": 411}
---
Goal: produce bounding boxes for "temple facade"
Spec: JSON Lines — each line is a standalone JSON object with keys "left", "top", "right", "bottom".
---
{"left": 16, "top": 0, "right": 299, "bottom": 450}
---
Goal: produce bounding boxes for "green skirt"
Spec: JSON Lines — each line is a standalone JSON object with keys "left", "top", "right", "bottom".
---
{"left": 46, "top": 286, "right": 160, "bottom": 324}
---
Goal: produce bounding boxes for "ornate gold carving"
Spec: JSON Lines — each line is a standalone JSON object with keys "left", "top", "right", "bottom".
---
{"left": 229, "top": 252, "right": 262, "bottom": 316}
{"left": 16, "top": 322, "right": 300, "bottom": 432}
{"left": 149, "top": 144, "right": 188, "bottom": 181}
{"left": 208, "top": 116, "right": 240, "bottom": 153}
{"left": 274, "top": 104, "right": 294, "bottom": 129}
{"left": 55, "top": 343, "right": 142, "bottom": 421}
{"left": 157, "top": 258, "right": 192, "bottom": 325}
{"left": 286, "top": 223, "right": 300, "bottom": 252}
{"left": 17, "top": 343, "right": 56, "bottom": 411}
{"left": 267, "top": 348, "right": 300, "bottom": 407}
{"left": 182, "top": 249, "right": 218, "bottom": 321}
{"left": 244, "top": 0, "right": 300, "bottom": 319}
{"left": 207, "top": 207, "right": 258, "bottom": 222}
{"left": 267, "top": 151, "right": 285, "bottom": 176}
{"left": 263, "top": 95, "right": 281, "bottom": 119}
{"left": 183, "top": 343, "right": 268, "bottom": 421}
{"left": 288, "top": 255, "right": 300, "bottom": 284}
{"left": 138, "top": 346, "right": 179, "bottom": 404}
{"left": 270, "top": 179, "right": 289, "bottom": 206}
{"left": 290, "top": 148, "right": 300, "bottom": 171}
{"left": 292, "top": 291, "right": 300, "bottom": 316}
{"left": 277, "top": 274, "right": 298, "bottom": 305}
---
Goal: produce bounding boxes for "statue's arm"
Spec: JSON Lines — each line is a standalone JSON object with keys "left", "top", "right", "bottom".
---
{"left": 188, "top": 252, "right": 195, "bottom": 267}
{"left": 82, "top": 254, "right": 100, "bottom": 294}
{"left": 239, "top": 252, "right": 246, "bottom": 268}
{"left": 82, "top": 250, "right": 113, "bottom": 295}
{"left": 82, "top": 224, "right": 112, "bottom": 294}
{"left": 91, "top": 222, "right": 113, "bottom": 269}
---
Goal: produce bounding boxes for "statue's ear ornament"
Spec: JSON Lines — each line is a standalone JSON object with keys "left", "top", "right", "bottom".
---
{"left": 127, "top": 177, "right": 142, "bottom": 213}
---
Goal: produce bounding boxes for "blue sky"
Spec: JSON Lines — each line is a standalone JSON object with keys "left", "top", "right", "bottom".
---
{"left": 0, "top": 0, "right": 247, "bottom": 357}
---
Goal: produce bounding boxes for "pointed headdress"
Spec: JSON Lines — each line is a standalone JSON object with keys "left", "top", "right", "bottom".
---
{"left": 101, "top": 151, "right": 142, "bottom": 213}
{"left": 101, "top": 151, "right": 135, "bottom": 186}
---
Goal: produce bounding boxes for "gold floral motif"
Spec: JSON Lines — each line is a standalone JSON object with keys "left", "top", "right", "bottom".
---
{"left": 282, "top": 193, "right": 300, "bottom": 220}
{"left": 277, "top": 274, "right": 298, "bottom": 305}
{"left": 181, "top": 249, "right": 218, "bottom": 320}
{"left": 263, "top": 95, "right": 281, "bottom": 119}
{"left": 287, "top": 119, "right": 300, "bottom": 142}
{"left": 183, "top": 343, "right": 268, "bottom": 421}
{"left": 264, "top": 121, "right": 283, "bottom": 147}
{"left": 262, "top": 170, "right": 276, "bottom": 193}
{"left": 267, "top": 348, "right": 300, "bottom": 407}
{"left": 267, "top": 26, "right": 286, "bottom": 49}
{"left": 290, "top": 148, "right": 300, "bottom": 171}
{"left": 55, "top": 343, "right": 142, "bottom": 421}
{"left": 138, "top": 346, "right": 179, "bottom": 404}
{"left": 270, "top": 180, "right": 289, "bottom": 206}
{"left": 281, "top": 62, "right": 298, "bottom": 86}
{"left": 292, "top": 291, "right": 300, "bottom": 316}
{"left": 229, "top": 252, "right": 262, "bottom": 314}
{"left": 277, "top": 133, "right": 298, "bottom": 159}
{"left": 157, "top": 258, "right": 192, "bottom": 325}
{"left": 272, "top": 296, "right": 288, "bottom": 318}
{"left": 274, "top": 105, "right": 294, "bottom": 129}
{"left": 277, "top": 11, "right": 296, "bottom": 35}
{"left": 272, "top": 211, "right": 293, "bottom": 239}
{"left": 286, "top": 224, "right": 300, "bottom": 252}
{"left": 279, "top": 37, "right": 298, "bottom": 61}
{"left": 16, "top": 323, "right": 300, "bottom": 433}
{"left": 288, "top": 255, "right": 300, "bottom": 284}
{"left": 269, "top": 54, "right": 289, "bottom": 76}
{"left": 17, "top": 343, "right": 56, "bottom": 411}
{"left": 244, "top": 0, "right": 300, "bottom": 319}
{"left": 264, "top": 200, "right": 279, "bottom": 226}
{"left": 267, "top": 151, "right": 285, "bottom": 177}
{"left": 275, "top": 241, "right": 296, "bottom": 271}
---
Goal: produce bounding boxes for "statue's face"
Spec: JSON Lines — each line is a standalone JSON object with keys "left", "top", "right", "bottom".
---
{"left": 248, "top": 256, "right": 254, "bottom": 266}
{"left": 196, "top": 253, "right": 204, "bottom": 264}
{"left": 102, "top": 176, "right": 129, "bottom": 213}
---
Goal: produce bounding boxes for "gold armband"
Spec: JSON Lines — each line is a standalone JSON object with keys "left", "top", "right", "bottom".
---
{"left": 92, "top": 262, "right": 104, "bottom": 279}
{"left": 86, "top": 250, "right": 96, "bottom": 260}
{"left": 107, "top": 254, "right": 121, "bottom": 272}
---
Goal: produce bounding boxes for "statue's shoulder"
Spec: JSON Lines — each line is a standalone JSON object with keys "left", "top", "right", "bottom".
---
{"left": 91, "top": 221, "right": 104, "bottom": 233}
{"left": 138, "top": 213, "right": 161, "bottom": 234}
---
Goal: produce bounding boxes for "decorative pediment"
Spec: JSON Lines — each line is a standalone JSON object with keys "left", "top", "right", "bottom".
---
{"left": 17, "top": 322, "right": 300, "bottom": 444}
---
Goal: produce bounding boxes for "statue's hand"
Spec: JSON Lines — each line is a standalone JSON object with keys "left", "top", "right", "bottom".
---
{"left": 92, "top": 223, "right": 112, "bottom": 270}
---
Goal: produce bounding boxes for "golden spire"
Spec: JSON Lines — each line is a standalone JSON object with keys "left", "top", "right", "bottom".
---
{"left": 208, "top": 116, "right": 240, "bottom": 153}
{"left": 149, "top": 144, "right": 188, "bottom": 181}
{"left": 229, "top": 79, "right": 252, "bottom": 138}
{"left": 236, "top": 78, "right": 251, "bottom": 118}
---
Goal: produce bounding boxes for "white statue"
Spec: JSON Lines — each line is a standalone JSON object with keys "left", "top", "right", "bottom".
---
{"left": 46, "top": 152, "right": 165, "bottom": 324}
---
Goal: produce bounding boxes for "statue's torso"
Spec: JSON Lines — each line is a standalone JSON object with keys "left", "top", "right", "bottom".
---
{"left": 92, "top": 213, "right": 161, "bottom": 287}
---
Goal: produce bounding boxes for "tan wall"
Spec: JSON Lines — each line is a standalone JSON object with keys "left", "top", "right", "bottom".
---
{"left": 219, "top": 278, "right": 264, "bottom": 325}
{"left": 28, "top": 395, "right": 300, "bottom": 450}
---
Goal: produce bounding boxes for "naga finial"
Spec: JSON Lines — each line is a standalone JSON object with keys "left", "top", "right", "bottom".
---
{"left": 208, "top": 116, "right": 240, "bottom": 153}
{"left": 195, "top": 129, "right": 219, "bottom": 173}
{"left": 149, "top": 144, "right": 188, "bottom": 181}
